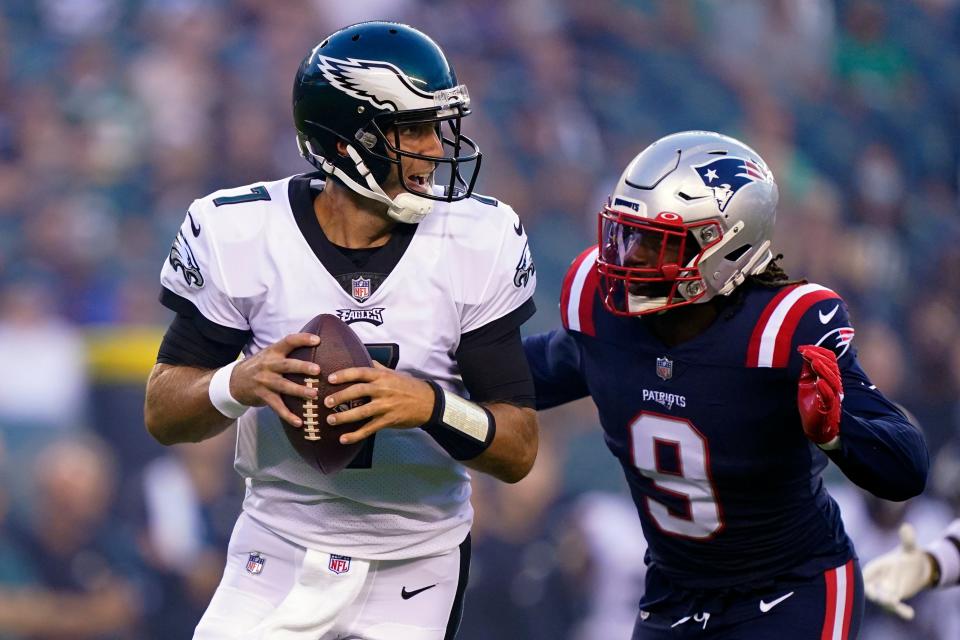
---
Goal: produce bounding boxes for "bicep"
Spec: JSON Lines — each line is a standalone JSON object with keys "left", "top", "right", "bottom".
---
{"left": 156, "top": 312, "right": 248, "bottom": 369}
{"left": 456, "top": 301, "right": 536, "bottom": 407}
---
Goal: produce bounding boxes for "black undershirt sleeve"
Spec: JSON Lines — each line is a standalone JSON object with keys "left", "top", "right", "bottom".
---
{"left": 455, "top": 298, "right": 537, "bottom": 408}
{"left": 156, "top": 313, "right": 248, "bottom": 369}
{"left": 156, "top": 289, "right": 251, "bottom": 369}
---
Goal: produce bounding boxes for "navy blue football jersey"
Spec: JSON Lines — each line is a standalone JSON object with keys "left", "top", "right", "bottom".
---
{"left": 525, "top": 247, "right": 928, "bottom": 596}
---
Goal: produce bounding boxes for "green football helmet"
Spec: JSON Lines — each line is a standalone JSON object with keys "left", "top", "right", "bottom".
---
{"left": 293, "top": 21, "right": 482, "bottom": 223}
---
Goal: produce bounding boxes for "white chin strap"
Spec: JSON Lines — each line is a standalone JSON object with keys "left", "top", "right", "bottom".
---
{"left": 304, "top": 139, "right": 434, "bottom": 224}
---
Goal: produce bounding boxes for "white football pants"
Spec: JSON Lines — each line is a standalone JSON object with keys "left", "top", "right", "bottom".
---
{"left": 194, "top": 512, "right": 470, "bottom": 640}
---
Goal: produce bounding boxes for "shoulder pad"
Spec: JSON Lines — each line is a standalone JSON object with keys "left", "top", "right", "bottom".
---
{"left": 560, "top": 246, "right": 600, "bottom": 336}
{"left": 746, "top": 283, "right": 846, "bottom": 368}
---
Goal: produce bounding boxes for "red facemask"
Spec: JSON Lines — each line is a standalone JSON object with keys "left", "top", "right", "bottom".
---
{"left": 596, "top": 205, "right": 721, "bottom": 316}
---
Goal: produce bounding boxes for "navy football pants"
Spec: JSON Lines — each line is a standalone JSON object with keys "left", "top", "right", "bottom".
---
{"left": 631, "top": 560, "right": 863, "bottom": 639}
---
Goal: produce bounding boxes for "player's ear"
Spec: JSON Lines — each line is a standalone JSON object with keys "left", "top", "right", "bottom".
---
{"left": 336, "top": 140, "right": 349, "bottom": 157}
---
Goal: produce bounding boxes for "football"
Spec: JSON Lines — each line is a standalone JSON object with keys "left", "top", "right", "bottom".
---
{"left": 281, "top": 314, "right": 372, "bottom": 474}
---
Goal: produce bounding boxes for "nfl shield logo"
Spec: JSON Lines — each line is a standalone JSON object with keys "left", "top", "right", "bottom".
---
{"left": 329, "top": 554, "right": 352, "bottom": 574}
{"left": 351, "top": 276, "right": 371, "bottom": 302}
{"left": 246, "top": 552, "right": 265, "bottom": 575}
{"left": 656, "top": 356, "right": 673, "bottom": 381}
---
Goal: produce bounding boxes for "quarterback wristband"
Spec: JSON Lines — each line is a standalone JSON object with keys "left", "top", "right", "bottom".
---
{"left": 927, "top": 534, "right": 960, "bottom": 588}
{"left": 422, "top": 381, "right": 496, "bottom": 460}
{"left": 208, "top": 360, "right": 249, "bottom": 420}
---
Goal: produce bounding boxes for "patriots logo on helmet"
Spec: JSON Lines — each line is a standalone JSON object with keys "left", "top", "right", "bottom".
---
{"left": 693, "top": 157, "right": 770, "bottom": 213}
{"left": 316, "top": 55, "right": 469, "bottom": 114}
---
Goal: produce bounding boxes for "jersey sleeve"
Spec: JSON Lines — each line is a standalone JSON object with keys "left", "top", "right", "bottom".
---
{"left": 786, "top": 289, "right": 928, "bottom": 501}
{"left": 927, "top": 519, "right": 960, "bottom": 588}
{"left": 459, "top": 204, "right": 537, "bottom": 333}
{"left": 158, "top": 203, "right": 251, "bottom": 343}
{"left": 559, "top": 246, "right": 600, "bottom": 336}
{"left": 522, "top": 329, "right": 590, "bottom": 410}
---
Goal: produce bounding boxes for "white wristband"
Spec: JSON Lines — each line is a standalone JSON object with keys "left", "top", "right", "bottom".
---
{"left": 208, "top": 360, "right": 248, "bottom": 420}
{"left": 928, "top": 536, "right": 960, "bottom": 588}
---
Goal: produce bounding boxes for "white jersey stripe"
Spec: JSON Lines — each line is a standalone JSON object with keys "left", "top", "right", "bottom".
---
{"left": 831, "top": 564, "right": 847, "bottom": 640}
{"left": 566, "top": 247, "right": 599, "bottom": 333}
{"left": 756, "top": 283, "right": 831, "bottom": 367}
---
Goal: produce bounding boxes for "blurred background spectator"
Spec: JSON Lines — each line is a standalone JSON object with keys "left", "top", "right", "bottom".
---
{"left": 0, "top": 0, "right": 956, "bottom": 637}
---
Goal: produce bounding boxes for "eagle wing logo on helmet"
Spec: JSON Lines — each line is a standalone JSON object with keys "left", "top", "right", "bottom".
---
{"left": 317, "top": 55, "right": 437, "bottom": 113}
{"left": 693, "top": 157, "right": 771, "bottom": 213}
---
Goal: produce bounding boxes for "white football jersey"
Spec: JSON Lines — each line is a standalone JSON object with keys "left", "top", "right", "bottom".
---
{"left": 159, "top": 175, "right": 536, "bottom": 560}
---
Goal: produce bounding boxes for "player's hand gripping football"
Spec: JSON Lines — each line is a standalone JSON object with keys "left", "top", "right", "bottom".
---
{"left": 863, "top": 522, "right": 938, "bottom": 620}
{"left": 322, "top": 362, "right": 435, "bottom": 444}
{"left": 229, "top": 333, "right": 323, "bottom": 427}
{"left": 797, "top": 345, "right": 842, "bottom": 448}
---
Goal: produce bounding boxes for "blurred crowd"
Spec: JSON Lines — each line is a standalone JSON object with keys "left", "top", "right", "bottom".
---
{"left": 0, "top": 0, "right": 958, "bottom": 638}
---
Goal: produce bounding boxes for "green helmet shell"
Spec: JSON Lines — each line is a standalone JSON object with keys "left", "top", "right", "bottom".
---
{"left": 293, "top": 21, "right": 481, "bottom": 204}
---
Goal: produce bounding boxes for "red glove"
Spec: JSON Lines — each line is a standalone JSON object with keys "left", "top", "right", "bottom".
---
{"left": 797, "top": 345, "right": 843, "bottom": 448}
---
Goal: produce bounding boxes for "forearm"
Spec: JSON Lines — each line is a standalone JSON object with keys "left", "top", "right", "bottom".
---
{"left": 144, "top": 362, "right": 236, "bottom": 445}
{"left": 462, "top": 403, "right": 538, "bottom": 483}
{"left": 827, "top": 410, "right": 928, "bottom": 501}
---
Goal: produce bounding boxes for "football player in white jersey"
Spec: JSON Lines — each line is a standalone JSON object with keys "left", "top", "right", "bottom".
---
{"left": 144, "top": 22, "right": 539, "bottom": 640}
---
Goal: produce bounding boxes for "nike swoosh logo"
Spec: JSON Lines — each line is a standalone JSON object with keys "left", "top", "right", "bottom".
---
{"left": 401, "top": 584, "right": 437, "bottom": 600}
{"left": 759, "top": 591, "right": 795, "bottom": 613}
{"left": 188, "top": 212, "right": 201, "bottom": 237}
{"left": 514, "top": 219, "right": 524, "bottom": 236}
{"left": 818, "top": 304, "right": 839, "bottom": 324}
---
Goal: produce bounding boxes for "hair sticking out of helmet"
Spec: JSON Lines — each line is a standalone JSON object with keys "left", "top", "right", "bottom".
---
{"left": 292, "top": 22, "right": 482, "bottom": 223}
{"left": 596, "top": 131, "right": 779, "bottom": 316}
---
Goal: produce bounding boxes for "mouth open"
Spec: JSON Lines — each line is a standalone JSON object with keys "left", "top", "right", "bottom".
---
{"left": 405, "top": 171, "right": 434, "bottom": 194}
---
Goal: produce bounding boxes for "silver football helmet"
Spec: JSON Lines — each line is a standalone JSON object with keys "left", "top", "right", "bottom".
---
{"left": 597, "top": 131, "right": 778, "bottom": 315}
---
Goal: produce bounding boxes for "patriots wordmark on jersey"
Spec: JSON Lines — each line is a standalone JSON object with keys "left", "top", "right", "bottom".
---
{"left": 527, "top": 246, "right": 927, "bottom": 595}
{"left": 159, "top": 174, "right": 536, "bottom": 560}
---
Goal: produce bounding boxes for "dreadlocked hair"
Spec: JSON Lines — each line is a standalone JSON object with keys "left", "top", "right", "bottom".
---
{"left": 746, "top": 254, "right": 806, "bottom": 288}
{"left": 723, "top": 254, "right": 806, "bottom": 318}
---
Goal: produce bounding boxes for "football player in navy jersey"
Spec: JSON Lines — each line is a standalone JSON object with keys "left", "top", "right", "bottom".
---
{"left": 523, "top": 130, "right": 928, "bottom": 639}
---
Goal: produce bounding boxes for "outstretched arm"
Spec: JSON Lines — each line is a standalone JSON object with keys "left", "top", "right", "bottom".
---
{"left": 864, "top": 519, "right": 960, "bottom": 620}
{"left": 523, "top": 329, "right": 590, "bottom": 410}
